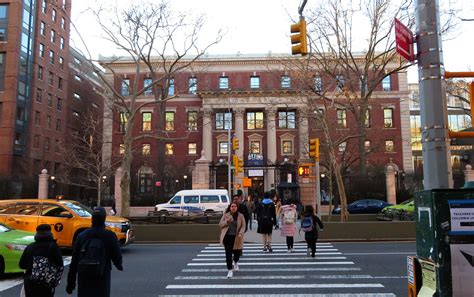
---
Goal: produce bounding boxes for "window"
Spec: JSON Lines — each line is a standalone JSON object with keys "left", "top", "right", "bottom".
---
{"left": 183, "top": 196, "right": 199, "bottom": 204}
{"left": 56, "top": 119, "right": 61, "bottom": 132}
{"left": 119, "top": 144, "right": 125, "bottom": 155}
{"left": 0, "top": 52, "right": 3, "bottom": 90}
{"left": 57, "top": 98, "right": 62, "bottom": 111}
{"left": 382, "top": 75, "right": 391, "bottom": 91}
{"left": 15, "top": 203, "right": 39, "bottom": 215}
{"left": 314, "top": 76, "right": 322, "bottom": 92}
{"left": 278, "top": 111, "right": 296, "bottom": 129}
{"left": 411, "top": 115, "right": 422, "bottom": 150}
{"left": 282, "top": 140, "right": 293, "bottom": 154}
{"left": 74, "top": 75, "right": 81, "bottom": 81}
{"left": 61, "top": 17, "right": 65, "bottom": 29}
{"left": 121, "top": 79, "right": 130, "bottom": 96}
{"left": 49, "top": 50, "right": 55, "bottom": 64}
{"left": 250, "top": 76, "right": 260, "bottom": 89}
{"left": 41, "top": 0, "right": 46, "bottom": 13}
{"left": 59, "top": 57, "right": 64, "bottom": 69}
{"left": 219, "top": 76, "right": 229, "bottom": 89}
{"left": 168, "top": 78, "right": 175, "bottom": 96}
{"left": 38, "top": 66, "right": 43, "bottom": 79}
{"left": 0, "top": 6, "right": 6, "bottom": 41}
{"left": 73, "top": 93, "right": 81, "bottom": 100}
{"left": 385, "top": 140, "right": 394, "bottom": 152}
{"left": 247, "top": 111, "right": 264, "bottom": 129}
{"left": 47, "top": 93, "right": 52, "bottom": 107}
{"left": 46, "top": 115, "right": 51, "bottom": 129}
{"left": 250, "top": 141, "right": 261, "bottom": 154}
{"left": 201, "top": 195, "right": 219, "bottom": 203}
{"left": 36, "top": 88, "right": 42, "bottom": 102}
{"left": 281, "top": 75, "right": 291, "bottom": 88}
{"left": 59, "top": 37, "right": 64, "bottom": 49}
{"left": 215, "top": 112, "right": 232, "bottom": 130}
{"left": 119, "top": 112, "right": 128, "bottom": 132}
{"left": 48, "top": 71, "right": 54, "bottom": 85}
{"left": 139, "top": 172, "right": 153, "bottom": 194}
{"left": 39, "top": 43, "right": 44, "bottom": 57}
{"left": 51, "top": 8, "right": 56, "bottom": 22}
{"left": 336, "top": 75, "right": 345, "bottom": 91}
{"left": 188, "top": 77, "right": 197, "bottom": 94}
{"left": 33, "top": 135, "right": 40, "bottom": 148}
{"left": 383, "top": 108, "right": 394, "bottom": 128}
{"left": 55, "top": 139, "right": 60, "bottom": 152}
{"left": 365, "top": 140, "right": 371, "bottom": 152}
{"left": 58, "top": 77, "right": 63, "bottom": 90}
{"left": 142, "top": 144, "right": 151, "bottom": 155}
{"left": 336, "top": 109, "right": 347, "bottom": 128}
{"left": 41, "top": 204, "right": 70, "bottom": 218}
{"left": 219, "top": 142, "right": 228, "bottom": 155}
{"left": 44, "top": 137, "right": 50, "bottom": 151}
{"left": 40, "top": 21, "right": 45, "bottom": 35}
{"left": 188, "top": 143, "right": 197, "bottom": 155}
{"left": 165, "top": 143, "right": 174, "bottom": 155}
{"left": 142, "top": 112, "right": 152, "bottom": 132}
{"left": 50, "top": 29, "right": 55, "bottom": 43}
{"left": 187, "top": 111, "right": 198, "bottom": 131}
{"left": 34, "top": 111, "right": 41, "bottom": 125}
{"left": 73, "top": 56, "right": 81, "bottom": 64}
{"left": 338, "top": 141, "right": 347, "bottom": 152}
{"left": 143, "top": 78, "right": 152, "bottom": 95}
{"left": 165, "top": 111, "right": 175, "bottom": 131}
{"left": 364, "top": 109, "right": 370, "bottom": 128}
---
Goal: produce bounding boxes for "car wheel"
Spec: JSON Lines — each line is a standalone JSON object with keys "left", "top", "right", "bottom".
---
{"left": 160, "top": 210, "right": 169, "bottom": 216}
{"left": 0, "top": 256, "right": 5, "bottom": 277}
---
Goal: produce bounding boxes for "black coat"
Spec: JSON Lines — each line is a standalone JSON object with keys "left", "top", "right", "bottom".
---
{"left": 303, "top": 214, "right": 324, "bottom": 240}
{"left": 19, "top": 235, "right": 63, "bottom": 297}
{"left": 67, "top": 226, "right": 122, "bottom": 297}
{"left": 256, "top": 201, "right": 277, "bottom": 234}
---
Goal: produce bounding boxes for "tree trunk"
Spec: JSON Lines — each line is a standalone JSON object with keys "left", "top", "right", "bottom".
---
{"left": 358, "top": 103, "right": 368, "bottom": 176}
{"left": 97, "top": 177, "right": 101, "bottom": 207}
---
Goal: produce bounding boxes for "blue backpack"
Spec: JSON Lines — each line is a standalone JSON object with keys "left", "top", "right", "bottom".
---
{"left": 301, "top": 216, "right": 314, "bottom": 232}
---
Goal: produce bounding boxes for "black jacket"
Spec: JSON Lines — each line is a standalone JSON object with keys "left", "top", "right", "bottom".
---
{"left": 19, "top": 234, "right": 63, "bottom": 297}
{"left": 303, "top": 214, "right": 324, "bottom": 239}
{"left": 67, "top": 226, "right": 122, "bottom": 297}
{"left": 256, "top": 200, "right": 277, "bottom": 234}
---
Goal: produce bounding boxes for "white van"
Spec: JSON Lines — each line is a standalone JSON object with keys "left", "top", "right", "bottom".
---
{"left": 155, "top": 189, "right": 230, "bottom": 215}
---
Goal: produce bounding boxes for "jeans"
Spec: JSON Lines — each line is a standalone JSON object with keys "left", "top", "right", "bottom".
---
{"left": 286, "top": 236, "right": 294, "bottom": 249}
{"left": 223, "top": 234, "right": 241, "bottom": 270}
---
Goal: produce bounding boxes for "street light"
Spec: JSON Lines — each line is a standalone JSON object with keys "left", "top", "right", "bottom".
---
{"left": 50, "top": 175, "right": 56, "bottom": 198}
{"left": 183, "top": 175, "right": 188, "bottom": 189}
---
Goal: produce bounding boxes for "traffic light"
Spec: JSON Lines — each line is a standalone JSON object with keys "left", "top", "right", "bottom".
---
{"left": 236, "top": 157, "right": 244, "bottom": 174}
{"left": 233, "top": 155, "right": 239, "bottom": 171}
{"left": 298, "top": 165, "right": 310, "bottom": 177}
{"left": 309, "top": 138, "right": 320, "bottom": 159}
{"left": 232, "top": 138, "right": 239, "bottom": 151}
{"left": 290, "top": 19, "right": 308, "bottom": 56}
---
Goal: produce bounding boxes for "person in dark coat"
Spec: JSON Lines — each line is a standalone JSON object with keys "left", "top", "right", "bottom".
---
{"left": 232, "top": 194, "right": 250, "bottom": 232}
{"left": 19, "top": 224, "right": 64, "bottom": 297}
{"left": 302, "top": 205, "right": 324, "bottom": 258}
{"left": 256, "top": 192, "right": 277, "bottom": 252}
{"left": 66, "top": 207, "right": 123, "bottom": 297}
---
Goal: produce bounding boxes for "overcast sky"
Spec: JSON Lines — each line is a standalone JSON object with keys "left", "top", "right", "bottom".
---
{"left": 71, "top": 0, "right": 474, "bottom": 83}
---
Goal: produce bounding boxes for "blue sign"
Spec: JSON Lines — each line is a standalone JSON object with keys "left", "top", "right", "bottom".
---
{"left": 247, "top": 153, "right": 264, "bottom": 166}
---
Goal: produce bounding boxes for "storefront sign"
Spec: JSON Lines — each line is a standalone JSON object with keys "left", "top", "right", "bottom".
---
{"left": 449, "top": 200, "right": 474, "bottom": 235}
{"left": 247, "top": 153, "right": 264, "bottom": 166}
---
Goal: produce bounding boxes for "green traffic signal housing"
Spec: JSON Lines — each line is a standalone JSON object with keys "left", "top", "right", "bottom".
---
{"left": 290, "top": 19, "right": 308, "bottom": 56}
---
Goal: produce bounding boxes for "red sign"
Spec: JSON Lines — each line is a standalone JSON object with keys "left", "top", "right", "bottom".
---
{"left": 394, "top": 18, "right": 415, "bottom": 62}
{"left": 155, "top": 181, "right": 161, "bottom": 187}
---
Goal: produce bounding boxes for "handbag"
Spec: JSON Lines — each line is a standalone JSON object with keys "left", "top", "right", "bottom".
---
{"left": 30, "top": 243, "right": 64, "bottom": 287}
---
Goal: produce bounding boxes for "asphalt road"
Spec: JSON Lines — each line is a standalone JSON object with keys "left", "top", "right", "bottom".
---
{"left": 0, "top": 241, "right": 415, "bottom": 296}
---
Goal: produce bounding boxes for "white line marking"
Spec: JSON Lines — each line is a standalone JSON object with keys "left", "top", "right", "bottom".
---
{"left": 187, "top": 261, "right": 354, "bottom": 266}
{"left": 160, "top": 294, "right": 396, "bottom": 297}
{"left": 175, "top": 274, "right": 378, "bottom": 280}
{"left": 182, "top": 267, "right": 362, "bottom": 272}
{"left": 208, "top": 243, "right": 333, "bottom": 247}
{"left": 191, "top": 257, "right": 347, "bottom": 261}
{"left": 201, "top": 249, "right": 339, "bottom": 252}
{"left": 344, "top": 252, "right": 415, "bottom": 255}
{"left": 166, "top": 283, "right": 385, "bottom": 289}
{"left": 197, "top": 252, "right": 342, "bottom": 256}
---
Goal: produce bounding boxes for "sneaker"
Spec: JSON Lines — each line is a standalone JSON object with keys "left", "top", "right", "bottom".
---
{"left": 290, "top": 248, "right": 293, "bottom": 253}
{"left": 287, "top": 249, "right": 291, "bottom": 254}
{"left": 233, "top": 261, "right": 239, "bottom": 272}
{"left": 227, "top": 270, "right": 233, "bottom": 278}
{"left": 268, "top": 246, "right": 273, "bottom": 253}
{"left": 263, "top": 246, "right": 268, "bottom": 252}
{"left": 311, "top": 254, "right": 316, "bottom": 258}
{"left": 307, "top": 248, "right": 311, "bottom": 257}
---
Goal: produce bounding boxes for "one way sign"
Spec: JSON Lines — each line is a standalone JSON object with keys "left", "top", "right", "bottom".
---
{"left": 394, "top": 18, "right": 415, "bottom": 62}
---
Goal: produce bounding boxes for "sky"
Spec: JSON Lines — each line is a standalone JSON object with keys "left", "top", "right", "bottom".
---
{"left": 70, "top": 0, "right": 474, "bottom": 84}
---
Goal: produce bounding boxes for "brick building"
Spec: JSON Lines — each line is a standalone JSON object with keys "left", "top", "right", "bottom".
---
{"left": 101, "top": 54, "right": 412, "bottom": 205}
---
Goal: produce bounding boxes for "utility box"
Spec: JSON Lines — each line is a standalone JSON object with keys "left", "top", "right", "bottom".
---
{"left": 415, "top": 189, "right": 474, "bottom": 296}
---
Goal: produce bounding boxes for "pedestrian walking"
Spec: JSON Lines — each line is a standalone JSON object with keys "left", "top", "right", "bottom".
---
{"left": 219, "top": 202, "right": 246, "bottom": 278}
{"left": 66, "top": 207, "right": 123, "bottom": 297}
{"left": 279, "top": 203, "right": 298, "bottom": 253}
{"left": 300, "top": 205, "right": 324, "bottom": 258}
{"left": 256, "top": 192, "right": 277, "bottom": 252}
{"left": 273, "top": 196, "right": 282, "bottom": 229}
{"left": 19, "top": 224, "right": 64, "bottom": 297}
{"left": 244, "top": 195, "right": 255, "bottom": 230}
{"left": 110, "top": 198, "right": 117, "bottom": 216}
{"left": 253, "top": 195, "right": 260, "bottom": 220}
{"left": 232, "top": 194, "right": 250, "bottom": 232}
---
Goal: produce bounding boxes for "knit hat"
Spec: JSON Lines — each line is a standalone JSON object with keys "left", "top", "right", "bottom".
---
{"left": 35, "top": 224, "right": 53, "bottom": 241}
{"left": 92, "top": 207, "right": 107, "bottom": 227}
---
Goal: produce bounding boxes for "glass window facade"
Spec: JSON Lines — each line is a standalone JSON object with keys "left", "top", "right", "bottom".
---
{"left": 383, "top": 108, "right": 394, "bottom": 128}
{"left": 142, "top": 112, "right": 152, "bottom": 132}
{"left": 188, "top": 77, "right": 197, "bottom": 94}
{"left": 165, "top": 111, "right": 175, "bottom": 131}
{"left": 215, "top": 112, "right": 232, "bottom": 130}
{"left": 278, "top": 111, "right": 296, "bottom": 129}
{"left": 187, "top": 111, "right": 198, "bottom": 131}
{"left": 247, "top": 111, "right": 264, "bottom": 129}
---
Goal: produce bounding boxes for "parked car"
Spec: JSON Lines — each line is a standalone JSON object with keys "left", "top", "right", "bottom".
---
{"left": 332, "top": 199, "right": 392, "bottom": 214}
{"left": 0, "top": 198, "right": 134, "bottom": 248}
{"left": 0, "top": 223, "right": 34, "bottom": 275}
{"left": 155, "top": 189, "right": 230, "bottom": 216}
{"left": 377, "top": 198, "right": 415, "bottom": 221}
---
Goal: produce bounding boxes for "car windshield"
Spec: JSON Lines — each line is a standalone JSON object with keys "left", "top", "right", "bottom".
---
{"left": 400, "top": 199, "right": 414, "bottom": 205}
{"left": 0, "top": 223, "right": 11, "bottom": 233}
{"left": 62, "top": 202, "right": 93, "bottom": 217}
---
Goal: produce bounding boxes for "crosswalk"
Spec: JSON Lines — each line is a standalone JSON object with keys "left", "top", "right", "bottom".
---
{"left": 163, "top": 243, "right": 399, "bottom": 296}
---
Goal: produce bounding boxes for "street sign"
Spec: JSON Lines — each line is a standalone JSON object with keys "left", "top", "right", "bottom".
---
{"left": 155, "top": 181, "right": 161, "bottom": 187}
{"left": 394, "top": 18, "right": 415, "bottom": 62}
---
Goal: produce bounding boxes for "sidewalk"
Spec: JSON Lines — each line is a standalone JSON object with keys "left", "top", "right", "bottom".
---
{"left": 244, "top": 219, "right": 306, "bottom": 244}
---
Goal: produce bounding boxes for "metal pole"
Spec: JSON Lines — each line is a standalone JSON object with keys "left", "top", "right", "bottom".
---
{"left": 416, "top": 0, "right": 452, "bottom": 189}
{"left": 315, "top": 160, "right": 321, "bottom": 217}
{"left": 228, "top": 112, "right": 232, "bottom": 196}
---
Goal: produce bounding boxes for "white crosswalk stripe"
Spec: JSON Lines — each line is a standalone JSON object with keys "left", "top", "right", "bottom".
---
{"left": 165, "top": 243, "right": 399, "bottom": 296}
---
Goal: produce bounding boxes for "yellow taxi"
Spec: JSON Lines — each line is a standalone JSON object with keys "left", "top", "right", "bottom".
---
{"left": 0, "top": 198, "right": 134, "bottom": 248}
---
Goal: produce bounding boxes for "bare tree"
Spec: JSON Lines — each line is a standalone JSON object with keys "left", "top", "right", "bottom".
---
{"left": 84, "top": 1, "right": 222, "bottom": 216}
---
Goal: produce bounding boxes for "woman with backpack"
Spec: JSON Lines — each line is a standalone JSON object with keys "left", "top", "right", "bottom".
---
{"left": 279, "top": 203, "right": 297, "bottom": 253}
{"left": 256, "top": 192, "right": 276, "bottom": 252}
{"left": 19, "top": 224, "right": 64, "bottom": 297}
{"left": 301, "top": 205, "right": 324, "bottom": 258}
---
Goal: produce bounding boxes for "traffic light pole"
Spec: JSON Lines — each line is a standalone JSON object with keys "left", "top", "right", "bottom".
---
{"left": 227, "top": 118, "right": 232, "bottom": 196}
{"left": 315, "top": 160, "right": 321, "bottom": 217}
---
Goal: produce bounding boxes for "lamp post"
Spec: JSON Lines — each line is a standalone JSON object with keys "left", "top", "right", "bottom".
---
{"left": 175, "top": 179, "right": 179, "bottom": 191}
{"left": 101, "top": 175, "right": 107, "bottom": 206}
{"left": 183, "top": 175, "right": 188, "bottom": 190}
{"left": 50, "top": 175, "right": 56, "bottom": 198}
